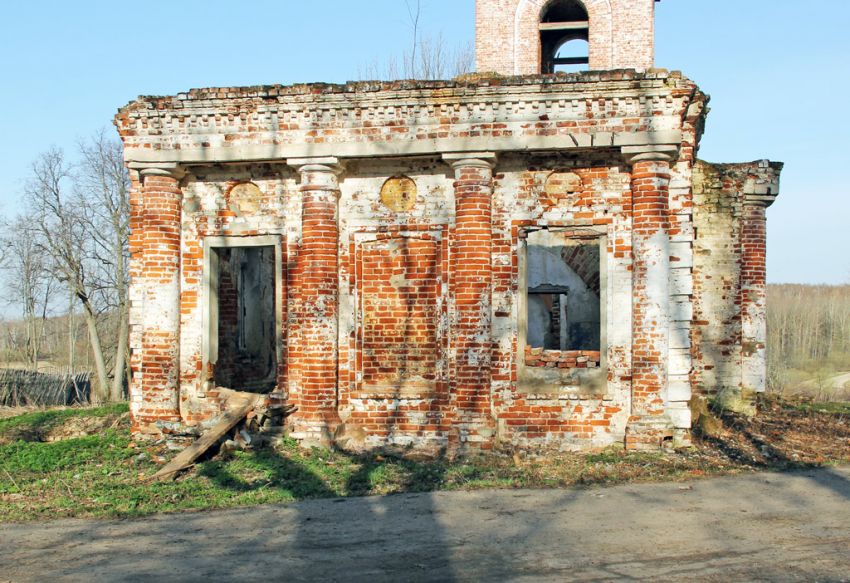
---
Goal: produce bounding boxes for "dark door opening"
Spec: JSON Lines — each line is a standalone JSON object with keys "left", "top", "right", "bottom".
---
{"left": 211, "top": 245, "right": 277, "bottom": 393}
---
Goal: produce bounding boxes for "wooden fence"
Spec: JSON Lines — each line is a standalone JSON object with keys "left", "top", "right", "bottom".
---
{"left": 0, "top": 369, "right": 91, "bottom": 407}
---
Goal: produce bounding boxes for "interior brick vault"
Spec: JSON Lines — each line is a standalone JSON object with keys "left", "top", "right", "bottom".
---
{"left": 115, "top": 0, "right": 782, "bottom": 453}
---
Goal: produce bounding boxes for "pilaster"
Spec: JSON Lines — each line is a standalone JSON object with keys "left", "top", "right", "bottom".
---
{"left": 445, "top": 153, "right": 497, "bottom": 450}
{"left": 739, "top": 191, "right": 777, "bottom": 412}
{"left": 133, "top": 165, "right": 185, "bottom": 433}
{"left": 623, "top": 147, "right": 676, "bottom": 450}
{"left": 287, "top": 157, "right": 344, "bottom": 446}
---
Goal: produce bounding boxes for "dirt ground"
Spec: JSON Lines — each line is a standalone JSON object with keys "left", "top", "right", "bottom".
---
{"left": 1, "top": 465, "right": 848, "bottom": 582}
{"left": 692, "top": 395, "right": 850, "bottom": 467}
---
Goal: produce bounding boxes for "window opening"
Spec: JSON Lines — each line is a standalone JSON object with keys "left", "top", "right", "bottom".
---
{"left": 540, "top": 0, "right": 590, "bottom": 73}
{"left": 210, "top": 245, "right": 277, "bottom": 393}
{"left": 524, "top": 230, "right": 601, "bottom": 370}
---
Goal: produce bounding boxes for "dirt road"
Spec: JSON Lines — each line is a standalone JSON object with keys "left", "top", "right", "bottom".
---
{"left": 800, "top": 372, "right": 850, "bottom": 391}
{"left": 2, "top": 466, "right": 849, "bottom": 582}
{"left": 823, "top": 372, "right": 850, "bottom": 389}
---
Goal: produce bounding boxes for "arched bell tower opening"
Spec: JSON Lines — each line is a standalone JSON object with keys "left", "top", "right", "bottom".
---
{"left": 540, "top": 0, "right": 589, "bottom": 73}
{"left": 476, "top": 0, "right": 658, "bottom": 76}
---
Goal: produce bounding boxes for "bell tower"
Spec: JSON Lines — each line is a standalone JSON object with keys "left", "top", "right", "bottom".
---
{"left": 476, "top": 0, "right": 658, "bottom": 75}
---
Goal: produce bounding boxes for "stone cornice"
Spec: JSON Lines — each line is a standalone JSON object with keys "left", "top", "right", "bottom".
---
{"left": 115, "top": 71, "right": 702, "bottom": 167}
{"left": 125, "top": 70, "right": 693, "bottom": 109}
{"left": 121, "top": 131, "right": 684, "bottom": 166}
{"left": 119, "top": 80, "right": 693, "bottom": 127}
{"left": 742, "top": 193, "right": 778, "bottom": 209}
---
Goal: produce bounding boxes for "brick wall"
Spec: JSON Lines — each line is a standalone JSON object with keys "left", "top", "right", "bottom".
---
{"left": 562, "top": 244, "right": 601, "bottom": 295}
{"left": 692, "top": 161, "right": 781, "bottom": 414}
{"left": 360, "top": 236, "right": 441, "bottom": 391}
{"left": 476, "top": 0, "right": 656, "bottom": 75}
{"left": 692, "top": 162, "right": 744, "bottom": 408}
{"left": 337, "top": 160, "right": 454, "bottom": 452}
{"left": 177, "top": 171, "right": 291, "bottom": 427}
{"left": 116, "top": 73, "right": 780, "bottom": 452}
{"left": 491, "top": 160, "right": 633, "bottom": 449}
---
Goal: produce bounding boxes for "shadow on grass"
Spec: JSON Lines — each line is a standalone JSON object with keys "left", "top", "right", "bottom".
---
{"left": 195, "top": 443, "right": 456, "bottom": 501}
{"left": 343, "top": 452, "right": 451, "bottom": 496}
{"left": 197, "top": 447, "right": 338, "bottom": 500}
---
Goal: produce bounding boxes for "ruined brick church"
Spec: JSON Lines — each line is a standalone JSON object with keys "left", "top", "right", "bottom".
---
{"left": 115, "top": 0, "right": 782, "bottom": 452}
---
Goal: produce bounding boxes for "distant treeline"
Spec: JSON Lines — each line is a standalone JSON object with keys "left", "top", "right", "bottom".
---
{"left": 767, "top": 284, "right": 850, "bottom": 391}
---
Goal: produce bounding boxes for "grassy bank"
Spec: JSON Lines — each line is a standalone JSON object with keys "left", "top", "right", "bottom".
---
{"left": 1, "top": 397, "right": 848, "bottom": 522}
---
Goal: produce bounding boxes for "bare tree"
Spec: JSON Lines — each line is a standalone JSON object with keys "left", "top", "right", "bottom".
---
{"left": 405, "top": 0, "right": 422, "bottom": 78}
{"left": 0, "top": 215, "right": 56, "bottom": 369}
{"left": 75, "top": 132, "right": 131, "bottom": 401}
{"left": 25, "top": 147, "right": 111, "bottom": 401}
{"left": 358, "top": 0, "right": 474, "bottom": 81}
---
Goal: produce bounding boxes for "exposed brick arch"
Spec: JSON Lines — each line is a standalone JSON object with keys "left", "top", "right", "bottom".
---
{"left": 561, "top": 243, "right": 601, "bottom": 296}
{"left": 514, "top": 0, "right": 613, "bottom": 74}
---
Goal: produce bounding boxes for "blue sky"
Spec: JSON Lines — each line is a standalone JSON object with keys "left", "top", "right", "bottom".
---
{"left": 0, "top": 0, "right": 847, "bottom": 284}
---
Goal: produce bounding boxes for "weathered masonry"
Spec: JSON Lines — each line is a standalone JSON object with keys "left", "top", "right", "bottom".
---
{"left": 116, "top": 0, "right": 782, "bottom": 452}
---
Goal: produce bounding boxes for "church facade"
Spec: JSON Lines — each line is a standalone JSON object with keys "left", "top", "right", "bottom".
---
{"left": 116, "top": 0, "right": 781, "bottom": 452}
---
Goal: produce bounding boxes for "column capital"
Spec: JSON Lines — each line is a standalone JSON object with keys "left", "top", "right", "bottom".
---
{"left": 622, "top": 145, "right": 678, "bottom": 166}
{"left": 443, "top": 152, "right": 498, "bottom": 171}
{"left": 743, "top": 174, "right": 779, "bottom": 208}
{"left": 286, "top": 157, "right": 345, "bottom": 176}
{"left": 132, "top": 163, "right": 186, "bottom": 181}
{"left": 743, "top": 193, "right": 778, "bottom": 209}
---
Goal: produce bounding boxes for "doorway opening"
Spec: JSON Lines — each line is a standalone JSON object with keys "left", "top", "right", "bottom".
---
{"left": 205, "top": 238, "right": 281, "bottom": 394}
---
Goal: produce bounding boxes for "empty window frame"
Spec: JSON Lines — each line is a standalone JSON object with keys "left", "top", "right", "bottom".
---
{"left": 540, "top": 0, "right": 590, "bottom": 73}
{"left": 521, "top": 229, "right": 603, "bottom": 372}
{"left": 204, "top": 237, "right": 282, "bottom": 394}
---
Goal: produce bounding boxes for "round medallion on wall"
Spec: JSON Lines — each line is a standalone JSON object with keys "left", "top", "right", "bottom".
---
{"left": 380, "top": 176, "right": 417, "bottom": 212}
{"left": 543, "top": 171, "right": 583, "bottom": 207}
{"left": 229, "top": 182, "right": 263, "bottom": 215}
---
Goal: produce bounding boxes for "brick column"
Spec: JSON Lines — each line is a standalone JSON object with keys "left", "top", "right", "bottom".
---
{"left": 624, "top": 147, "right": 676, "bottom": 450}
{"left": 134, "top": 166, "right": 184, "bottom": 433}
{"left": 445, "top": 153, "right": 496, "bottom": 449}
{"left": 288, "top": 158, "right": 343, "bottom": 446}
{"left": 740, "top": 192, "right": 777, "bottom": 407}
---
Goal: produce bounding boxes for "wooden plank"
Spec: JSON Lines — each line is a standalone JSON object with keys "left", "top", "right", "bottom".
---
{"left": 148, "top": 391, "right": 261, "bottom": 482}
{"left": 539, "top": 21, "right": 589, "bottom": 31}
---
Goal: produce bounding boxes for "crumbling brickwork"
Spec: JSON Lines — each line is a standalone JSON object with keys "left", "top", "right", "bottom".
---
{"left": 116, "top": 1, "right": 781, "bottom": 453}
{"left": 691, "top": 161, "right": 782, "bottom": 414}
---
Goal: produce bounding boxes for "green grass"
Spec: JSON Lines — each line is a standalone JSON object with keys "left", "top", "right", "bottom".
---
{"left": 785, "top": 401, "right": 850, "bottom": 415}
{"left": 0, "top": 401, "right": 844, "bottom": 523}
{"left": 0, "top": 423, "right": 728, "bottom": 522}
